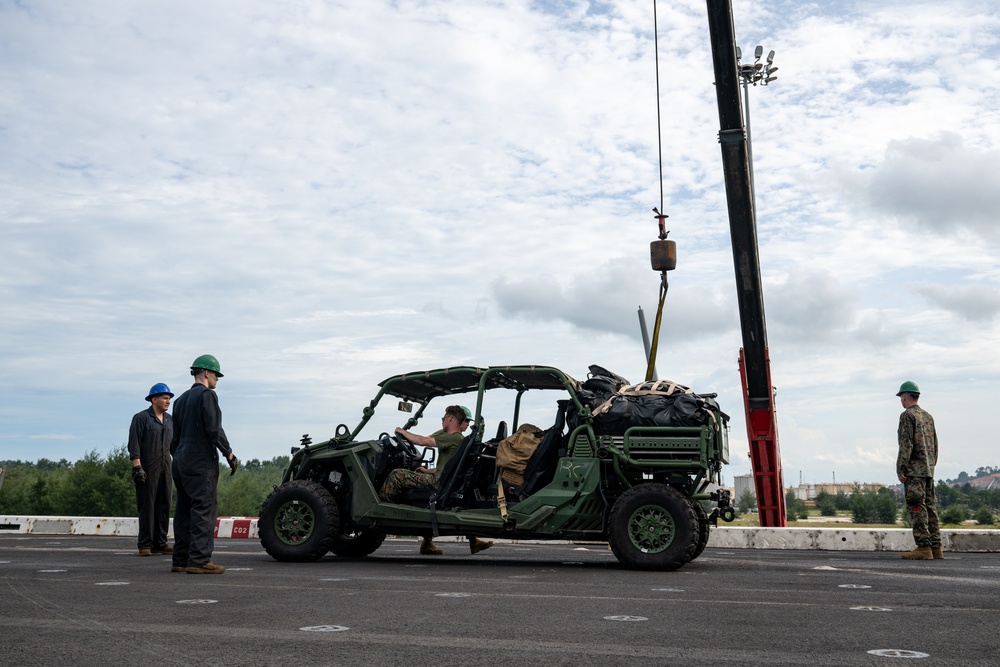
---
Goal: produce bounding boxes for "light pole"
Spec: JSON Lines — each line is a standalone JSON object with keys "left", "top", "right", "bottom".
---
{"left": 735, "top": 45, "right": 777, "bottom": 209}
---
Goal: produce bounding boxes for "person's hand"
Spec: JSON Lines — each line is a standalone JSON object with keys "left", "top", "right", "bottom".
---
{"left": 227, "top": 454, "right": 240, "bottom": 476}
{"left": 897, "top": 473, "right": 906, "bottom": 483}
{"left": 131, "top": 465, "right": 147, "bottom": 483}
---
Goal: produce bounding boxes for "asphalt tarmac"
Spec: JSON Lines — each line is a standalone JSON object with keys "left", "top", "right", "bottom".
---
{"left": 2, "top": 534, "right": 998, "bottom": 666}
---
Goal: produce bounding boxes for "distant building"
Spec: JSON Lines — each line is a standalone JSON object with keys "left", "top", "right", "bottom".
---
{"left": 790, "top": 482, "right": 883, "bottom": 501}
{"left": 734, "top": 474, "right": 754, "bottom": 502}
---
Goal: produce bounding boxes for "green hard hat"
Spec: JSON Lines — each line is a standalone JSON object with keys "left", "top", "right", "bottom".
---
{"left": 460, "top": 405, "right": 473, "bottom": 420}
{"left": 191, "top": 354, "right": 224, "bottom": 377}
{"left": 896, "top": 380, "right": 919, "bottom": 396}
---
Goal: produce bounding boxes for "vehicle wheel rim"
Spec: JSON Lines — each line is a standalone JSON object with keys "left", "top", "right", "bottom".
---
{"left": 274, "top": 499, "right": 316, "bottom": 545}
{"left": 627, "top": 503, "right": 674, "bottom": 553}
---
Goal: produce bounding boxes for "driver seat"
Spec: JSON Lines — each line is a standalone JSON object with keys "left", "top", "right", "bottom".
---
{"left": 398, "top": 432, "right": 476, "bottom": 506}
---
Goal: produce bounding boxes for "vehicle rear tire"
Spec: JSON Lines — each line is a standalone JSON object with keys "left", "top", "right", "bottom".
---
{"left": 692, "top": 500, "right": 710, "bottom": 561}
{"left": 608, "top": 483, "right": 699, "bottom": 571}
{"left": 330, "top": 529, "right": 387, "bottom": 558}
{"left": 259, "top": 480, "right": 338, "bottom": 562}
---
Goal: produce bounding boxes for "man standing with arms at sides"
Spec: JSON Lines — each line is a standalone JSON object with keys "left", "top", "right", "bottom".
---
{"left": 170, "top": 355, "right": 239, "bottom": 574}
{"left": 128, "top": 383, "right": 174, "bottom": 557}
{"left": 896, "top": 381, "right": 942, "bottom": 560}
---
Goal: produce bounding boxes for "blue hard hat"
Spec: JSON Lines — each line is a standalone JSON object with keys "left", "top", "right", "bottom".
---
{"left": 145, "top": 383, "right": 174, "bottom": 401}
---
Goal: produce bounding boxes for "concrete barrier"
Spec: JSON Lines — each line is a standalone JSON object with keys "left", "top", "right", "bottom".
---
{"left": 2, "top": 516, "right": 999, "bottom": 552}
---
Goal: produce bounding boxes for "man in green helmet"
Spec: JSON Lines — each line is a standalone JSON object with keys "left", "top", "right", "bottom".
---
{"left": 378, "top": 404, "right": 492, "bottom": 556}
{"left": 170, "top": 354, "right": 240, "bottom": 574}
{"left": 895, "top": 381, "right": 942, "bottom": 560}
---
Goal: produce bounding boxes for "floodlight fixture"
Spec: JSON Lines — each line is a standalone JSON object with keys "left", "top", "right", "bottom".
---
{"left": 734, "top": 44, "right": 779, "bottom": 211}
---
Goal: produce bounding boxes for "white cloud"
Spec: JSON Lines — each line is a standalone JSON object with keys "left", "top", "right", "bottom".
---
{"left": 917, "top": 283, "right": 1000, "bottom": 322}
{"left": 2, "top": 0, "right": 1000, "bottom": 490}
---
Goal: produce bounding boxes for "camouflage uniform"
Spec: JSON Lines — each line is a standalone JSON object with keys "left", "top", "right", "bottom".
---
{"left": 379, "top": 468, "right": 437, "bottom": 502}
{"left": 897, "top": 405, "right": 940, "bottom": 548}
{"left": 378, "top": 429, "right": 462, "bottom": 503}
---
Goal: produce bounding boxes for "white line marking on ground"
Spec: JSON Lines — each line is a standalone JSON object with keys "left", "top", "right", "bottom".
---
{"left": 866, "top": 649, "right": 929, "bottom": 658}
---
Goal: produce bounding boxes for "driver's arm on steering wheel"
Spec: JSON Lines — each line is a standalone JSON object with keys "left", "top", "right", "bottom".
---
{"left": 394, "top": 427, "right": 438, "bottom": 448}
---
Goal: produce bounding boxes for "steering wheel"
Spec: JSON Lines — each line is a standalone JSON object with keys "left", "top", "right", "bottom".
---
{"left": 393, "top": 431, "right": 420, "bottom": 457}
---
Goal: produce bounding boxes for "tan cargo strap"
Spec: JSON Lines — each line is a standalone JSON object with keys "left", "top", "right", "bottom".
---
{"left": 591, "top": 379, "right": 690, "bottom": 417}
{"left": 497, "top": 476, "right": 509, "bottom": 523}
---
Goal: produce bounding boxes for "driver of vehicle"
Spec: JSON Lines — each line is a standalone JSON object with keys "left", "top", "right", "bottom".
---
{"left": 378, "top": 404, "right": 492, "bottom": 556}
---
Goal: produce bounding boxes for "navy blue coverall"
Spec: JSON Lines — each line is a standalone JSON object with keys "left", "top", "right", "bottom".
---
{"left": 169, "top": 383, "right": 233, "bottom": 568}
{"left": 127, "top": 407, "right": 173, "bottom": 550}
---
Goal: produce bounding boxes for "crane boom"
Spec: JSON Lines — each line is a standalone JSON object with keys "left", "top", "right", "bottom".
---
{"left": 705, "top": 0, "right": 786, "bottom": 527}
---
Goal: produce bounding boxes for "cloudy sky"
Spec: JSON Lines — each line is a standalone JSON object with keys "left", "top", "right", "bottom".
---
{"left": 3, "top": 0, "right": 999, "bottom": 490}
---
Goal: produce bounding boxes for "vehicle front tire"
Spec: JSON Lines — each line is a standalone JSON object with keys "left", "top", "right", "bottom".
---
{"left": 608, "top": 483, "right": 699, "bottom": 571}
{"left": 259, "top": 480, "right": 339, "bottom": 562}
{"left": 330, "top": 528, "right": 387, "bottom": 558}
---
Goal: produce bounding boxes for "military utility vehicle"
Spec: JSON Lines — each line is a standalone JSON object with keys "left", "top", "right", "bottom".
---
{"left": 259, "top": 365, "right": 733, "bottom": 571}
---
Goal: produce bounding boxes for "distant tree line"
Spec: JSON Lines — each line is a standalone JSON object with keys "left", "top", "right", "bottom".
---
{"left": 947, "top": 467, "right": 1000, "bottom": 485}
{"left": 731, "top": 482, "right": 999, "bottom": 526}
{"left": 0, "top": 447, "right": 289, "bottom": 517}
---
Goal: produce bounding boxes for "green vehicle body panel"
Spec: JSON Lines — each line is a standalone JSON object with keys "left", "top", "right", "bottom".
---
{"left": 266, "top": 364, "right": 732, "bottom": 555}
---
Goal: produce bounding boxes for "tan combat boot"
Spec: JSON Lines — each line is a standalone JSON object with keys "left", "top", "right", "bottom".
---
{"left": 419, "top": 538, "right": 444, "bottom": 555}
{"left": 931, "top": 546, "right": 944, "bottom": 559}
{"left": 901, "top": 546, "right": 934, "bottom": 560}
{"left": 469, "top": 536, "right": 493, "bottom": 555}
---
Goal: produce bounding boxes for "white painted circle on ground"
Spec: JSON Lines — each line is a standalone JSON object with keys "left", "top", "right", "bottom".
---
{"left": 226, "top": 567, "right": 253, "bottom": 571}
{"left": 573, "top": 547, "right": 591, "bottom": 551}
{"left": 176, "top": 599, "right": 218, "bottom": 604}
{"left": 38, "top": 569, "right": 66, "bottom": 573}
{"left": 436, "top": 593, "right": 471, "bottom": 598}
{"left": 979, "top": 565, "right": 1000, "bottom": 570}
{"left": 814, "top": 566, "right": 839, "bottom": 570}
{"left": 0, "top": 560, "right": 11, "bottom": 564}
{"left": 851, "top": 606, "right": 892, "bottom": 612}
{"left": 714, "top": 552, "right": 735, "bottom": 555}
{"left": 604, "top": 615, "right": 648, "bottom": 622}
{"left": 95, "top": 581, "right": 130, "bottom": 586}
{"left": 652, "top": 588, "right": 684, "bottom": 592}
{"left": 839, "top": 584, "right": 872, "bottom": 589}
{"left": 866, "top": 649, "right": 929, "bottom": 658}
{"left": 300, "top": 625, "right": 349, "bottom": 632}
{"left": 319, "top": 578, "right": 348, "bottom": 581}
{"left": 508, "top": 575, "right": 535, "bottom": 579}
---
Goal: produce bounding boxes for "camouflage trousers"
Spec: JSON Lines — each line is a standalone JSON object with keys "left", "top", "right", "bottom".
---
{"left": 904, "top": 476, "right": 941, "bottom": 548}
{"left": 379, "top": 468, "right": 438, "bottom": 502}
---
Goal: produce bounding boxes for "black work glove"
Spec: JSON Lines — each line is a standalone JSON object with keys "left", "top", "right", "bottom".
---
{"left": 131, "top": 465, "right": 147, "bottom": 483}
{"left": 227, "top": 454, "right": 239, "bottom": 476}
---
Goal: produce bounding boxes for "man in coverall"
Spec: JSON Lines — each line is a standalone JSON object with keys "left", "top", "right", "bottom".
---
{"left": 170, "top": 355, "right": 239, "bottom": 574}
{"left": 128, "top": 382, "right": 174, "bottom": 557}
{"left": 896, "top": 380, "right": 942, "bottom": 560}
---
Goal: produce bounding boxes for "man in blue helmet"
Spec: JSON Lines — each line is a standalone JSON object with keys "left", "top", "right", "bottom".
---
{"left": 170, "top": 355, "right": 239, "bottom": 574}
{"left": 128, "top": 382, "right": 175, "bottom": 557}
